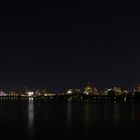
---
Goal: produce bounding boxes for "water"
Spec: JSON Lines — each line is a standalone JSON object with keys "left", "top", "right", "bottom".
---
{"left": 0, "top": 99, "right": 140, "bottom": 140}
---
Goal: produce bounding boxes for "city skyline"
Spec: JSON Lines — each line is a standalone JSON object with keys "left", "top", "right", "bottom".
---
{"left": 1, "top": 2, "right": 140, "bottom": 140}
{"left": 0, "top": 82, "right": 140, "bottom": 93}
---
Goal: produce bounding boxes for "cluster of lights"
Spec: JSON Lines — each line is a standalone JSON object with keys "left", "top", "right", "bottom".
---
{"left": 0, "top": 84, "right": 140, "bottom": 97}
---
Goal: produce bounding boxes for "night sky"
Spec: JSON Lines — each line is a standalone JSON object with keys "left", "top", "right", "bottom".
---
{"left": 0, "top": 1, "right": 140, "bottom": 92}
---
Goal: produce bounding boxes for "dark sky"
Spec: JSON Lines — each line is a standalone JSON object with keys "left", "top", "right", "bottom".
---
{"left": 0, "top": 1, "right": 140, "bottom": 91}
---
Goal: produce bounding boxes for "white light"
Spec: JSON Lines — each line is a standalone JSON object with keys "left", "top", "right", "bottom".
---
{"left": 67, "top": 90, "right": 73, "bottom": 94}
{"left": 27, "top": 92, "right": 34, "bottom": 97}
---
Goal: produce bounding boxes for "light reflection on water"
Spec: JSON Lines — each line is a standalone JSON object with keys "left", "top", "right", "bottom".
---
{"left": 130, "top": 105, "right": 135, "bottom": 121}
{"left": 84, "top": 102, "right": 91, "bottom": 128}
{"left": 28, "top": 97, "right": 34, "bottom": 136}
{"left": 67, "top": 101, "right": 72, "bottom": 128}
{"left": 2, "top": 100, "right": 138, "bottom": 139}
{"left": 112, "top": 105, "right": 121, "bottom": 126}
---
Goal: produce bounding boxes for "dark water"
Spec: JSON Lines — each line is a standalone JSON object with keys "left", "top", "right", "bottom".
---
{"left": 0, "top": 99, "right": 140, "bottom": 140}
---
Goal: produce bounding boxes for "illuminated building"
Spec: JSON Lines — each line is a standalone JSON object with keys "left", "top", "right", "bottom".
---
{"left": 34, "top": 89, "right": 55, "bottom": 97}
{"left": 35, "top": 90, "right": 42, "bottom": 96}
{"left": 113, "top": 87, "right": 122, "bottom": 95}
{"left": 123, "top": 90, "right": 129, "bottom": 94}
{"left": 44, "top": 93, "right": 55, "bottom": 97}
{"left": 0, "top": 90, "right": 7, "bottom": 96}
{"left": 66, "top": 89, "right": 81, "bottom": 95}
{"left": 107, "top": 88, "right": 115, "bottom": 96}
{"left": 66, "top": 89, "right": 73, "bottom": 95}
{"left": 26, "top": 91, "right": 34, "bottom": 97}
{"left": 9, "top": 90, "right": 19, "bottom": 96}
{"left": 84, "top": 83, "right": 98, "bottom": 95}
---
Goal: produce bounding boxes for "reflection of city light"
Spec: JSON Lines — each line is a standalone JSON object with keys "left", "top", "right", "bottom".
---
{"left": 29, "top": 97, "right": 34, "bottom": 100}
{"left": 67, "top": 102, "right": 72, "bottom": 128}
{"left": 124, "top": 97, "right": 127, "bottom": 102}
{"left": 28, "top": 98, "right": 34, "bottom": 136}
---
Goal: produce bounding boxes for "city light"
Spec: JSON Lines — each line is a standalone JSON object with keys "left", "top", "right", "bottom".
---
{"left": 0, "top": 83, "right": 140, "bottom": 103}
{"left": 27, "top": 92, "right": 34, "bottom": 97}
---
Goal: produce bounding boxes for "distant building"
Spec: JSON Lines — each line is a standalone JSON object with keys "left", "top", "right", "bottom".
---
{"left": 0, "top": 90, "right": 7, "bottom": 96}
{"left": 34, "top": 89, "right": 55, "bottom": 97}
{"left": 113, "top": 87, "right": 122, "bottom": 95}
{"left": 84, "top": 83, "right": 98, "bottom": 95}
{"left": 26, "top": 91, "right": 34, "bottom": 97}
{"left": 66, "top": 89, "right": 81, "bottom": 95}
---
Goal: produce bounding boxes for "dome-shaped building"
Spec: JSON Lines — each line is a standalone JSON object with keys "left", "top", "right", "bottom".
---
{"left": 84, "top": 83, "right": 98, "bottom": 95}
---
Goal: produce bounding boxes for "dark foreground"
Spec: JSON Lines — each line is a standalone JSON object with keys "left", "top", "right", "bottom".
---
{"left": 0, "top": 99, "right": 140, "bottom": 140}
